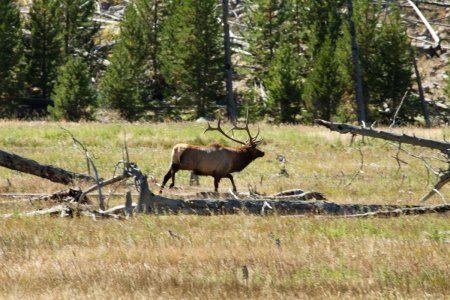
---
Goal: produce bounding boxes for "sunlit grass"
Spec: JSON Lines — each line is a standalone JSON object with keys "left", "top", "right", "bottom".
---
{"left": 0, "top": 121, "right": 449, "bottom": 298}
{"left": 0, "top": 214, "right": 448, "bottom": 299}
{"left": 0, "top": 121, "right": 449, "bottom": 204}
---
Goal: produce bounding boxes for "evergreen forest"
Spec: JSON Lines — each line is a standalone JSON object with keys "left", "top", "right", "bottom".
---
{"left": 0, "top": 0, "right": 448, "bottom": 124}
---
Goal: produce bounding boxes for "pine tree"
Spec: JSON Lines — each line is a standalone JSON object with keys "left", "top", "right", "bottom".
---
{"left": 0, "top": 0, "right": 24, "bottom": 116}
{"left": 242, "top": 0, "right": 315, "bottom": 123}
{"left": 265, "top": 38, "right": 305, "bottom": 123}
{"left": 130, "top": 0, "right": 166, "bottom": 112}
{"left": 300, "top": 0, "right": 345, "bottom": 122}
{"left": 100, "top": 43, "right": 141, "bottom": 121}
{"left": 26, "top": 0, "right": 63, "bottom": 99}
{"left": 60, "top": 0, "right": 98, "bottom": 57}
{"left": 284, "top": 0, "right": 307, "bottom": 56}
{"left": 374, "top": 4, "right": 413, "bottom": 123}
{"left": 245, "top": 0, "right": 286, "bottom": 71}
{"left": 160, "top": 0, "right": 224, "bottom": 118}
{"left": 336, "top": 0, "right": 381, "bottom": 121}
{"left": 100, "top": 0, "right": 165, "bottom": 121}
{"left": 304, "top": 0, "right": 345, "bottom": 56}
{"left": 303, "top": 37, "right": 342, "bottom": 121}
{"left": 338, "top": 1, "right": 413, "bottom": 123}
{"left": 49, "top": 57, "right": 97, "bottom": 121}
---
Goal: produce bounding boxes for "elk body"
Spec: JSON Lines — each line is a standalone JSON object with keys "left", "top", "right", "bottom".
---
{"left": 160, "top": 119, "right": 264, "bottom": 193}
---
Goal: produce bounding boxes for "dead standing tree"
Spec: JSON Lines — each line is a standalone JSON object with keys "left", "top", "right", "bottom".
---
{"left": 316, "top": 119, "right": 450, "bottom": 202}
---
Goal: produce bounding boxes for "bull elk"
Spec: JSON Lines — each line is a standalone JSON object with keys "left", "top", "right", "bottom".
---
{"left": 160, "top": 118, "right": 264, "bottom": 193}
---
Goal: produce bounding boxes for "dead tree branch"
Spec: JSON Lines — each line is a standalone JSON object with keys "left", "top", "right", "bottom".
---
{"left": 0, "top": 149, "right": 96, "bottom": 184}
{"left": 316, "top": 119, "right": 450, "bottom": 202}
{"left": 62, "top": 127, "right": 105, "bottom": 210}
{"left": 344, "top": 142, "right": 365, "bottom": 187}
{"left": 316, "top": 120, "right": 450, "bottom": 153}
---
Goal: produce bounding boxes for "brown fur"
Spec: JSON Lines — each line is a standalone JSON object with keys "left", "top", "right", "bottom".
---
{"left": 160, "top": 143, "right": 264, "bottom": 193}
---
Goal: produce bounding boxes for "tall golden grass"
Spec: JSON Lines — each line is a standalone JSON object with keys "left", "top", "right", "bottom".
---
{"left": 0, "top": 121, "right": 449, "bottom": 299}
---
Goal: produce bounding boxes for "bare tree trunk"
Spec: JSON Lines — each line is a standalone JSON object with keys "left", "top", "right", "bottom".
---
{"left": 410, "top": 46, "right": 431, "bottom": 128}
{"left": 0, "top": 149, "right": 96, "bottom": 184}
{"left": 316, "top": 120, "right": 450, "bottom": 153}
{"left": 223, "top": 0, "right": 237, "bottom": 123}
{"left": 97, "top": 195, "right": 450, "bottom": 217}
{"left": 316, "top": 119, "right": 450, "bottom": 201}
{"left": 347, "top": 0, "right": 366, "bottom": 124}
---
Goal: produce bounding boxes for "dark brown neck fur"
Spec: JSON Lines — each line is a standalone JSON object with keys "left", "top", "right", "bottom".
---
{"left": 229, "top": 146, "right": 256, "bottom": 173}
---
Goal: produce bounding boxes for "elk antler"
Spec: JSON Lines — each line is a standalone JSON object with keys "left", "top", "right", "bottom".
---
{"left": 204, "top": 118, "right": 247, "bottom": 145}
{"left": 204, "top": 112, "right": 263, "bottom": 147}
{"left": 228, "top": 111, "right": 263, "bottom": 146}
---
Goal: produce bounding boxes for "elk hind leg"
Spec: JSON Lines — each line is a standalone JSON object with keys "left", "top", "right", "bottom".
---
{"left": 169, "top": 164, "right": 180, "bottom": 189}
{"left": 160, "top": 169, "right": 172, "bottom": 193}
{"left": 160, "top": 164, "right": 179, "bottom": 193}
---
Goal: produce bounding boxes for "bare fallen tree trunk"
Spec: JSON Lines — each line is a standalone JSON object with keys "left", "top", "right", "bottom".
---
{"left": 406, "top": 0, "right": 440, "bottom": 48}
{"left": 316, "top": 119, "right": 450, "bottom": 202}
{"left": 342, "top": 203, "right": 450, "bottom": 218}
{"left": 1, "top": 205, "right": 71, "bottom": 219}
{"left": 3, "top": 181, "right": 449, "bottom": 219}
{"left": 10, "top": 192, "right": 448, "bottom": 219}
{"left": 315, "top": 120, "right": 450, "bottom": 153}
{"left": 0, "top": 149, "right": 96, "bottom": 184}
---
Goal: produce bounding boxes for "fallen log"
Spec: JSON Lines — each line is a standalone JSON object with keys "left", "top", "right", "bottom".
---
{"left": 316, "top": 119, "right": 450, "bottom": 202}
{"left": 173, "top": 189, "right": 326, "bottom": 201}
{"left": 0, "top": 149, "right": 96, "bottom": 184}
{"left": 1, "top": 205, "right": 71, "bottom": 219}
{"left": 315, "top": 120, "right": 450, "bottom": 154}
{"left": 104, "top": 193, "right": 450, "bottom": 216}
{"left": 3, "top": 193, "right": 449, "bottom": 219}
{"left": 30, "top": 188, "right": 90, "bottom": 204}
{"left": 342, "top": 204, "right": 450, "bottom": 218}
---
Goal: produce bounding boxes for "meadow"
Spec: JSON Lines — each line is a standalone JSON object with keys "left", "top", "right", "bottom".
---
{"left": 0, "top": 121, "right": 449, "bottom": 299}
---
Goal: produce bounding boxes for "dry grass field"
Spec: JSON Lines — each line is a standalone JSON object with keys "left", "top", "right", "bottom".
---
{"left": 0, "top": 121, "right": 449, "bottom": 299}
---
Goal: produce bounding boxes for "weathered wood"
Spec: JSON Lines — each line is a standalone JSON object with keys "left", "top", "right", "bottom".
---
{"left": 29, "top": 188, "right": 88, "bottom": 204}
{"left": 4, "top": 193, "right": 449, "bottom": 219}
{"left": 410, "top": 46, "right": 430, "bottom": 128}
{"left": 315, "top": 120, "right": 450, "bottom": 154}
{"left": 78, "top": 194, "right": 450, "bottom": 217}
{"left": 147, "top": 194, "right": 413, "bottom": 215}
{"left": 0, "top": 149, "right": 96, "bottom": 184}
{"left": 125, "top": 191, "right": 133, "bottom": 217}
{"left": 126, "top": 163, "right": 154, "bottom": 213}
{"left": 79, "top": 173, "right": 130, "bottom": 205}
{"left": 316, "top": 120, "right": 450, "bottom": 202}
{"left": 136, "top": 174, "right": 153, "bottom": 213}
{"left": 347, "top": 0, "right": 366, "bottom": 124}
{"left": 420, "top": 172, "right": 450, "bottom": 203}
{"left": 171, "top": 189, "right": 326, "bottom": 201}
{"left": 406, "top": 0, "right": 440, "bottom": 48}
{"left": 223, "top": 0, "right": 237, "bottom": 122}
{"left": 342, "top": 204, "right": 450, "bottom": 218}
{"left": 407, "top": 0, "right": 450, "bottom": 7}
{"left": 1, "top": 205, "right": 71, "bottom": 219}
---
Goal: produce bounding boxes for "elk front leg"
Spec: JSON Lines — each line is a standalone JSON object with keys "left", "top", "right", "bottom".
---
{"left": 226, "top": 174, "right": 237, "bottom": 192}
{"left": 214, "top": 177, "right": 221, "bottom": 192}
